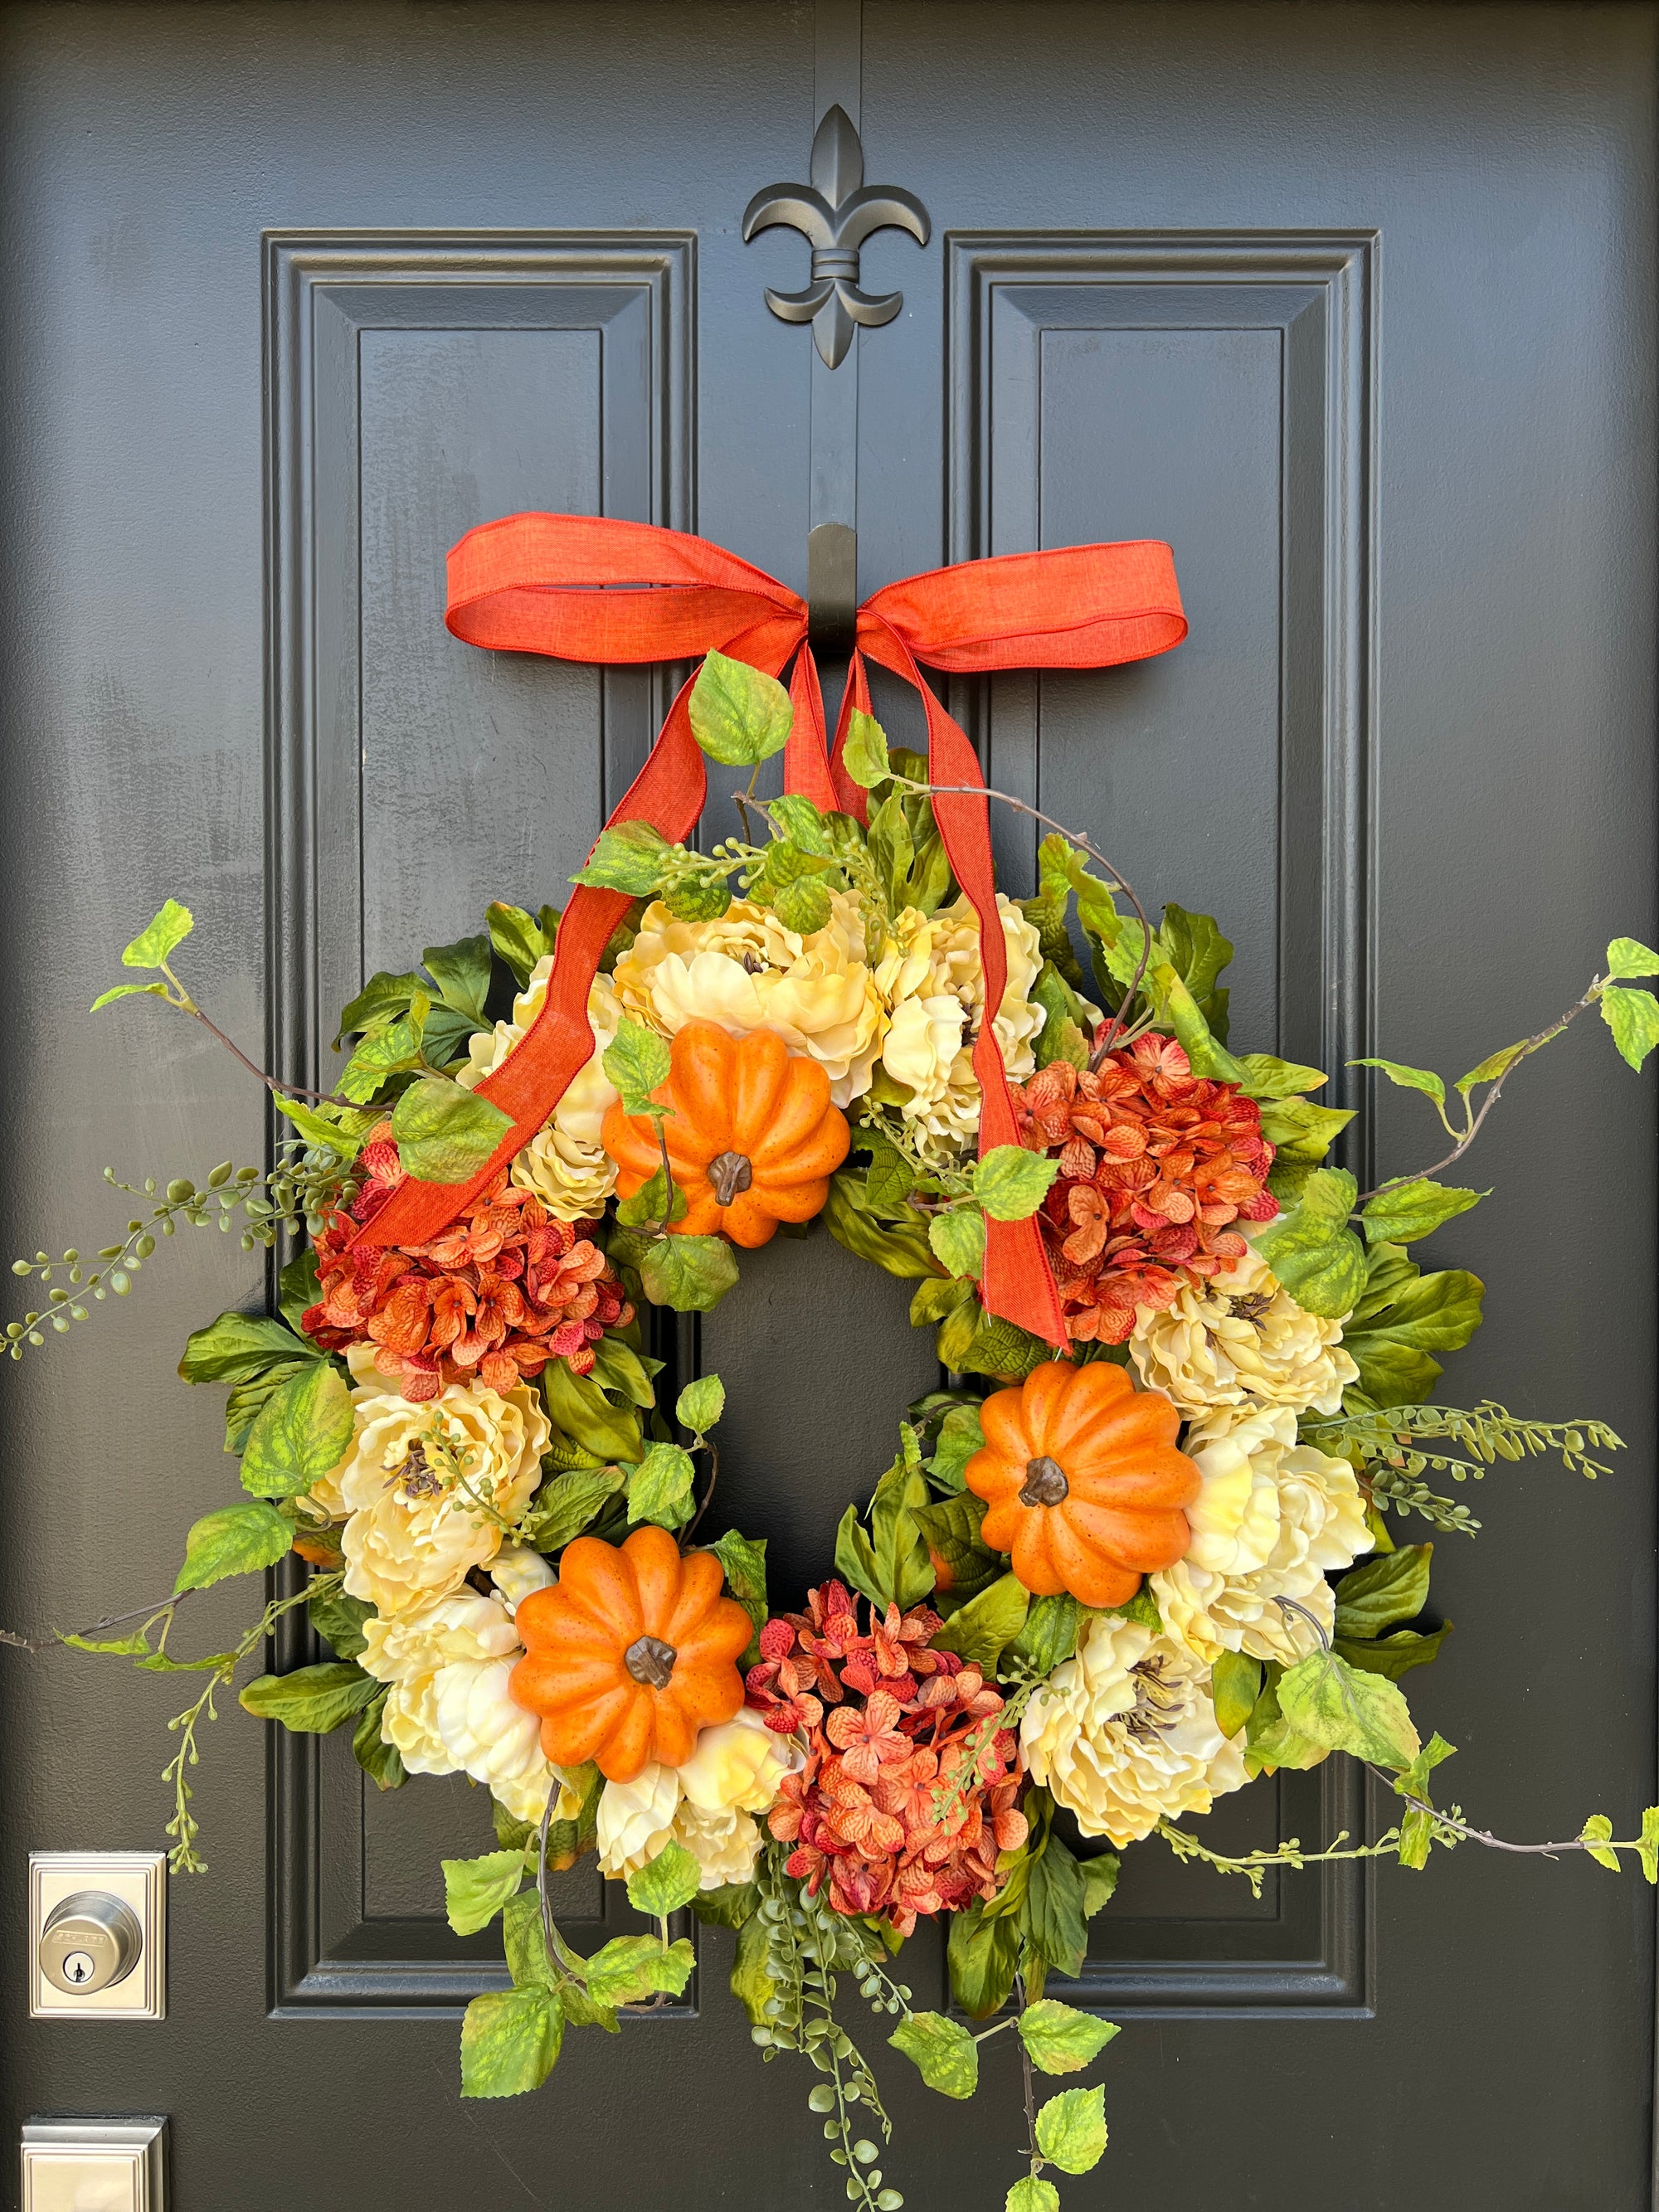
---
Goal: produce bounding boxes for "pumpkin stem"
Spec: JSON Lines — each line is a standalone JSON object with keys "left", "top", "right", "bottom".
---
{"left": 624, "top": 1634, "right": 678, "bottom": 1689}
{"left": 1019, "top": 1454, "right": 1069, "bottom": 1506}
{"left": 708, "top": 1150, "right": 754, "bottom": 1207}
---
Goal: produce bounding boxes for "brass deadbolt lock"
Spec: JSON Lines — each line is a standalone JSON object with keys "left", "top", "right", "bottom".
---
{"left": 38, "top": 1890, "right": 144, "bottom": 1996}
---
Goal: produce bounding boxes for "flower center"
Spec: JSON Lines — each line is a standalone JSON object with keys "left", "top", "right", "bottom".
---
{"left": 1019, "top": 1455, "right": 1069, "bottom": 1506}
{"left": 740, "top": 950, "right": 768, "bottom": 975}
{"left": 708, "top": 1150, "right": 755, "bottom": 1207}
{"left": 625, "top": 1634, "right": 678, "bottom": 1689}
{"left": 1226, "top": 1290, "right": 1274, "bottom": 1325}
{"left": 397, "top": 1440, "right": 443, "bottom": 1499}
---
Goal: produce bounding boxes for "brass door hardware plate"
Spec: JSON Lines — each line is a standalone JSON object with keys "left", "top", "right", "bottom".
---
{"left": 28, "top": 1853, "right": 166, "bottom": 2020}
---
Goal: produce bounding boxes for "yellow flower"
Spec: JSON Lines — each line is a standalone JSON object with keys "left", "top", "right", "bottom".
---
{"left": 335, "top": 1375, "right": 548, "bottom": 1616}
{"left": 1020, "top": 1615, "right": 1247, "bottom": 1845}
{"left": 1128, "top": 1247, "right": 1359, "bottom": 1417}
{"left": 594, "top": 1709, "right": 800, "bottom": 1888}
{"left": 459, "top": 958, "right": 622, "bottom": 1222}
{"left": 611, "top": 894, "right": 884, "bottom": 1105}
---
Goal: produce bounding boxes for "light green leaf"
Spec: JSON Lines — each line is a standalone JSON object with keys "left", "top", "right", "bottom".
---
{"left": 460, "top": 1986, "right": 563, "bottom": 2098}
{"left": 572, "top": 821, "right": 676, "bottom": 897}
{"left": 1579, "top": 1814, "right": 1621, "bottom": 1873}
{"left": 1238, "top": 1053, "right": 1328, "bottom": 1101}
{"left": 1255, "top": 1096, "right": 1355, "bottom": 1164}
{"left": 626, "top": 1840, "right": 703, "bottom": 1918}
{"left": 926, "top": 1403, "right": 986, "bottom": 1493}
{"left": 1602, "top": 985, "right": 1659, "bottom": 1072}
{"left": 487, "top": 900, "right": 557, "bottom": 987}
{"left": 273, "top": 1093, "right": 377, "bottom": 1159}
{"left": 1078, "top": 1852, "right": 1119, "bottom": 1919}
{"left": 92, "top": 980, "right": 168, "bottom": 1011}
{"left": 889, "top": 2011, "right": 979, "bottom": 2098}
{"left": 676, "top": 1374, "right": 726, "bottom": 1434}
{"left": 773, "top": 873, "right": 831, "bottom": 933}
{"left": 521, "top": 1464, "right": 626, "bottom": 1551}
{"left": 240, "top": 1360, "right": 354, "bottom": 1500}
{"left": 1394, "top": 1729, "right": 1457, "bottom": 1868}
{"left": 420, "top": 935, "right": 492, "bottom": 1023}
{"left": 1146, "top": 963, "right": 1245, "bottom": 1082}
{"left": 586, "top": 1334, "right": 664, "bottom": 1408}
{"left": 1360, "top": 1179, "right": 1484, "bottom": 1246}
{"left": 1253, "top": 1167, "right": 1366, "bottom": 1319}
{"left": 1350, "top": 1056, "right": 1446, "bottom": 1108}
{"left": 602, "top": 1017, "right": 674, "bottom": 1113}
{"left": 337, "top": 1008, "right": 427, "bottom": 1102}
{"left": 1209, "top": 1649, "right": 1263, "bottom": 1740}
{"left": 173, "top": 1500, "right": 292, "bottom": 1593}
{"left": 688, "top": 649, "right": 793, "bottom": 766}
{"left": 1277, "top": 1648, "right": 1420, "bottom": 1769}
{"left": 625, "top": 1441, "right": 697, "bottom": 1529}
{"left": 239, "top": 1661, "right": 378, "bottom": 1734}
{"left": 1608, "top": 937, "right": 1659, "bottom": 979}
{"left": 730, "top": 1913, "right": 780, "bottom": 2027}
{"left": 121, "top": 897, "right": 194, "bottom": 970}
{"left": 636, "top": 1232, "right": 741, "bottom": 1314}
{"left": 929, "top": 1206, "right": 987, "bottom": 1280}
{"left": 1333, "top": 1544, "right": 1433, "bottom": 1641}
{"left": 1243, "top": 1672, "right": 1330, "bottom": 1777}
{"left": 974, "top": 1145, "right": 1060, "bottom": 1223}
{"left": 1341, "top": 1252, "right": 1486, "bottom": 1404}
{"left": 443, "top": 1850, "right": 526, "bottom": 1936}
{"left": 841, "top": 708, "right": 891, "bottom": 790}
{"left": 936, "top": 1571, "right": 1029, "bottom": 1678}
{"left": 389, "top": 1077, "right": 513, "bottom": 1184}
{"left": 1638, "top": 1806, "right": 1659, "bottom": 1885}
{"left": 1006, "top": 2181, "right": 1061, "bottom": 2212}
{"left": 583, "top": 1934, "right": 695, "bottom": 2005}
{"left": 1454, "top": 1040, "right": 1529, "bottom": 1097}
{"left": 709, "top": 1529, "right": 768, "bottom": 1665}
{"left": 226, "top": 1360, "right": 312, "bottom": 1452}
{"left": 1018, "top": 1999, "right": 1120, "bottom": 2075}
{"left": 178, "top": 1309, "right": 314, "bottom": 1385}
{"left": 615, "top": 1164, "right": 687, "bottom": 1230}
{"left": 1034, "top": 2084, "right": 1108, "bottom": 2175}
{"left": 768, "top": 793, "right": 835, "bottom": 853}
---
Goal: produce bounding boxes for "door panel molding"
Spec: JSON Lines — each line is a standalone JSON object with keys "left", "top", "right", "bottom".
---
{"left": 263, "top": 231, "right": 693, "bottom": 2014}
{"left": 947, "top": 233, "right": 1378, "bottom": 2016}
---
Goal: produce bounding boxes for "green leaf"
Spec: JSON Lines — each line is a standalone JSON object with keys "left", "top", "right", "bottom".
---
{"left": 443, "top": 1850, "right": 526, "bottom": 1936}
{"left": 974, "top": 1145, "right": 1060, "bottom": 1223}
{"left": 224, "top": 1362, "right": 314, "bottom": 1455}
{"left": 889, "top": 2012, "right": 979, "bottom": 2099}
{"left": 926, "top": 1403, "right": 986, "bottom": 1493}
{"left": 309, "top": 1585, "right": 372, "bottom": 1659}
{"left": 178, "top": 1309, "right": 314, "bottom": 1386}
{"left": 947, "top": 1898, "right": 1020, "bottom": 2019}
{"left": 1333, "top": 1623, "right": 1452, "bottom": 1680}
{"left": 92, "top": 980, "right": 168, "bottom": 1011}
{"left": 768, "top": 793, "right": 835, "bottom": 853}
{"left": 824, "top": 1170, "right": 942, "bottom": 1280}
{"left": 121, "top": 897, "right": 194, "bottom": 970}
{"left": 487, "top": 901, "right": 557, "bottom": 987}
{"left": 626, "top": 1840, "right": 703, "bottom": 1918}
{"left": 688, "top": 649, "right": 793, "bottom": 767}
{"left": 1008, "top": 1592, "right": 1084, "bottom": 1676}
{"left": 730, "top": 1912, "right": 780, "bottom": 2026}
{"left": 773, "top": 873, "right": 832, "bottom": 934}
{"left": 1034, "top": 2084, "right": 1108, "bottom": 2175}
{"left": 676, "top": 1374, "right": 726, "bottom": 1434}
{"left": 1209, "top": 1649, "right": 1263, "bottom": 1740}
{"left": 913, "top": 1491, "right": 999, "bottom": 1609}
{"left": 1360, "top": 1179, "right": 1484, "bottom": 1246}
{"left": 615, "top": 1165, "right": 688, "bottom": 1230}
{"left": 542, "top": 1361, "right": 644, "bottom": 1464}
{"left": 1277, "top": 1648, "right": 1420, "bottom": 1769}
{"left": 1608, "top": 936, "right": 1659, "bottom": 979}
{"left": 929, "top": 1206, "right": 987, "bottom": 1280}
{"left": 1602, "top": 985, "right": 1659, "bottom": 1071}
{"left": 1579, "top": 1814, "right": 1622, "bottom": 1873}
{"left": 840, "top": 707, "right": 891, "bottom": 790}
{"left": 1156, "top": 902, "right": 1233, "bottom": 1033}
{"left": 1350, "top": 1056, "right": 1446, "bottom": 1108}
{"left": 836, "top": 1428, "right": 936, "bottom": 1615}
{"left": 572, "top": 821, "right": 675, "bottom": 897}
{"left": 586, "top": 1334, "right": 664, "bottom": 1408}
{"left": 1146, "top": 963, "right": 1245, "bottom": 1082}
{"left": 460, "top": 1986, "right": 562, "bottom": 2098}
{"left": 1242, "top": 1671, "right": 1330, "bottom": 1778}
{"left": 1255, "top": 1096, "right": 1355, "bottom": 1164}
{"left": 1454, "top": 1039, "right": 1529, "bottom": 1097}
{"left": 273, "top": 1093, "right": 377, "bottom": 1159}
{"left": 1238, "top": 1053, "right": 1328, "bottom": 1101}
{"left": 937, "top": 1571, "right": 1029, "bottom": 1678}
{"left": 352, "top": 1691, "right": 406, "bottom": 1791}
{"left": 420, "top": 935, "right": 492, "bottom": 1023}
{"left": 1333, "top": 1544, "right": 1433, "bottom": 1640}
{"left": 1341, "top": 1252, "right": 1486, "bottom": 1404}
{"left": 1638, "top": 1806, "right": 1659, "bottom": 1885}
{"left": 521, "top": 1464, "right": 626, "bottom": 1551}
{"left": 937, "top": 1297, "right": 1054, "bottom": 1383}
{"left": 708, "top": 1529, "right": 768, "bottom": 1665}
{"left": 1078, "top": 1852, "right": 1119, "bottom": 1919}
{"left": 500, "top": 1887, "right": 556, "bottom": 1990}
{"left": 173, "top": 1500, "right": 292, "bottom": 1593}
{"left": 636, "top": 1232, "right": 741, "bottom": 1314}
{"left": 239, "top": 1661, "right": 378, "bottom": 1734}
{"left": 1022, "top": 1830, "right": 1089, "bottom": 1978}
{"left": 240, "top": 1360, "right": 354, "bottom": 1500}
{"left": 1006, "top": 2181, "right": 1061, "bottom": 2212}
{"left": 582, "top": 1934, "right": 695, "bottom": 2006}
{"left": 279, "top": 1247, "right": 324, "bottom": 1331}
{"left": 626, "top": 1441, "right": 697, "bottom": 1529}
{"left": 602, "top": 1016, "right": 672, "bottom": 1113}
{"left": 389, "top": 1077, "right": 513, "bottom": 1184}
{"left": 688, "top": 1881, "right": 760, "bottom": 1931}
{"left": 1019, "top": 1999, "right": 1120, "bottom": 2075}
{"left": 1253, "top": 1167, "right": 1366, "bottom": 1319}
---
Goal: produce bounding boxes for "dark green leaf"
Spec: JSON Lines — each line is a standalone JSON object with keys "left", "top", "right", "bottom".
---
{"left": 389, "top": 1077, "right": 513, "bottom": 1184}
{"left": 1360, "top": 1179, "right": 1484, "bottom": 1246}
{"left": 586, "top": 1333, "right": 664, "bottom": 1408}
{"left": 240, "top": 1661, "right": 378, "bottom": 1734}
{"left": 308, "top": 1585, "right": 372, "bottom": 1659}
{"left": 421, "top": 935, "right": 493, "bottom": 1023}
{"left": 522, "top": 1465, "right": 625, "bottom": 1552}
{"left": 352, "top": 1691, "right": 406, "bottom": 1790}
{"left": 460, "top": 1986, "right": 562, "bottom": 2098}
{"left": 1341, "top": 1251, "right": 1486, "bottom": 1404}
{"left": 1333, "top": 1544, "right": 1433, "bottom": 1640}
{"left": 947, "top": 1898, "right": 1019, "bottom": 2020}
{"left": 278, "top": 1247, "right": 323, "bottom": 1334}
{"left": 1333, "top": 1623, "right": 1452, "bottom": 1680}
{"left": 1078, "top": 1852, "right": 1119, "bottom": 1919}
{"left": 925, "top": 1402, "right": 986, "bottom": 1492}
{"left": 542, "top": 1360, "right": 644, "bottom": 1463}
{"left": 936, "top": 1572, "right": 1029, "bottom": 1678}
{"left": 1020, "top": 1831, "right": 1088, "bottom": 1979}
{"left": 173, "top": 1500, "right": 292, "bottom": 1593}
{"left": 688, "top": 1881, "right": 759, "bottom": 1931}
{"left": 636, "top": 1232, "right": 741, "bottom": 1313}
{"left": 488, "top": 901, "right": 557, "bottom": 987}
{"left": 1156, "top": 903, "right": 1233, "bottom": 1035}
{"left": 178, "top": 1309, "right": 314, "bottom": 1386}
{"left": 240, "top": 1361, "right": 354, "bottom": 1500}
{"left": 1007, "top": 1593, "right": 1084, "bottom": 1676}
{"left": 889, "top": 2012, "right": 979, "bottom": 2098}
{"left": 913, "top": 1490, "right": 1000, "bottom": 1608}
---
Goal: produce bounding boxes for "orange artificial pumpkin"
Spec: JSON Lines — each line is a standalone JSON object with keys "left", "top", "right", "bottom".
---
{"left": 509, "top": 1523, "right": 752, "bottom": 1783}
{"left": 601, "top": 1019, "right": 851, "bottom": 1248}
{"left": 965, "top": 1360, "right": 1199, "bottom": 1610}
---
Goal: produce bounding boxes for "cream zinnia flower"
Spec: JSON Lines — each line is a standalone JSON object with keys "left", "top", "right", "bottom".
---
{"left": 611, "top": 894, "right": 884, "bottom": 1105}
{"left": 358, "top": 1589, "right": 573, "bottom": 1823}
{"left": 336, "top": 1376, "right": 548, "bottom": 1616}
{"left": 1151, "top": 1403, "right": 1373, "bottom": 1665}
{"left": 459, "top": 957, "right": 622, "bottom": 1221}
{"left": 1020, "top": 1615, "right": 1247, "bottom": 1845}
{"left": 875, "top": 895, "right": 1055, "bottom": 1162}
{"left": 595, "top": 1709, "right": 800, "bottom": 1889}
{"left": 1128, "top": 1246, "right": 1359, "bottom": 1417}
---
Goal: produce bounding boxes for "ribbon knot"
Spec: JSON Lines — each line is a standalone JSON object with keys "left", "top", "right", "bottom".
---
{"left": 358, "top": 513, "right": 1185, "bottom": 1347}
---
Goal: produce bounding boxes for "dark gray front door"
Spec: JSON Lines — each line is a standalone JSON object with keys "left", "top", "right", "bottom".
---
{"left": 2, "top": 5, "right": 1653, "bottom": 2207}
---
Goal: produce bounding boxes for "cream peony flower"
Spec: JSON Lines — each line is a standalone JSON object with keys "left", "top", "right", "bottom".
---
{"left": 459, "top": 957, "right": 622, "bottom": 1221}
{"left": 336, "top": 1375, "right": 549, "bottom": 1616}
{"left": 489, "top": 1542, "right": 557, "bottom": 1614}
{"left": 358, "top": 1589, "right": 573, "bottom": 1822}
{"left": 874, "top": 895, "right": 1055, "bottom": 1162}
{"left": 611, "top": 894, "right": 884, "bottom": 1105}
{"left": 1151, "top": 1403, "right": 1374, "bottom": 1665}
{"left": 1128, "top": 1246, "right": 1359, "bottom": 1417}
{"left": 1021, "top": 1615, "right": 1247, "bottom": 1845}
{"left": 595, "top": 1709, "right": 799, "bottom": 1889}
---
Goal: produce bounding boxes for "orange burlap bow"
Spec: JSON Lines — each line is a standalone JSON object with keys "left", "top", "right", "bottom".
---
{"left": 357, "top": 514, "right": 1185, "bottom": 1345}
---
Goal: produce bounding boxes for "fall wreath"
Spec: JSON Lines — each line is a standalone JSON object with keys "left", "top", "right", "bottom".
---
{"left": 8, "top": 516, "right": 1659, "bottom": 2212}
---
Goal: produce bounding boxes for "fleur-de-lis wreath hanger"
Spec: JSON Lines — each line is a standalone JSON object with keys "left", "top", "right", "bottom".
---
{"left": 742, "top": 105, "right": 931, "bottom": 367}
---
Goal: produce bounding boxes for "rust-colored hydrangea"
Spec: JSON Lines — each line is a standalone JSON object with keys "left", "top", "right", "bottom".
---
{"left": 1012, "top": 1034, "right": 1278, "bottom": 1346}
{"left": 747, "top": 1581, "right": 1028, "bottom": 1936}
{"left": 304, "top": 1123, "right": 631, "bottom": 1399}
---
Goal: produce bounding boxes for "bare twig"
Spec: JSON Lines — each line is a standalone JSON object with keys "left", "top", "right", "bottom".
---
{"left": 0, "top": 1587, "right": 197, "bottom": 1656}
{"left": 681, "top": 1439, "right": 719, "bottom": 1546}
{"left": 1365, "top": 1766, "right": 1650, "bottom": 1862}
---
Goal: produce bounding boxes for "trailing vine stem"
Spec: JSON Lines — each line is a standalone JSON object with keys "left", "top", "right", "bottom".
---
{"left": 1364, "top": 1768, "right": 1657, "bottom": 1864}
{"left": 1013, "top": 1971, "right": 1044, "bottom": 2188}
{"left": 0, "top": 1585, "right": 201, "bottom": 1656}
{"left": 150, "top": 955, "right": 360, "bottom": 1108}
